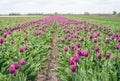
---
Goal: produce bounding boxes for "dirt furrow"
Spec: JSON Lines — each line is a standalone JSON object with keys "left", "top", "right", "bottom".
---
{"left": 36, "top": 28, "right": 60, "bottom": 81}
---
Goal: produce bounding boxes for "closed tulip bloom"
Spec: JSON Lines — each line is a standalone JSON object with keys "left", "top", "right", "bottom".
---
{"left": 80, "top": 36, "right": 84, "bottom": 41}
{"left": 35, "top": 31, "right": 41, "bottom": 36}
{"left": 64, "top": 46, "right": 68, "bottom": 52}
{"left": 3, "top": 32, "right": 8, "bottom": 38}
{"left": 74, "top": 54, "right": 79, "bottom": 63}
{"left": 95, "top": 45, "right": 100, "bottom": 52}
{"left": 74, "top": 34, "right": 78, "bottom": 38}
{"left": 70, "top": 65, "right": 76, "bottom": 72}
{"left": 71, "top": 43, "right": 75, "bottom": 51}
{"left": 115, "top": 44, "right": 120, "bottom": 50}
{"left": 14, "top": 62, "right": 19, "bottom": 69}
{"left": 94, "top": 38, "right": 97, "bottom": 43}
{"left": 68, "top": 37, "right": 71, "bottom": 42}
{"left": 24, "top": 36, "right": 28, "bottom": 41}
{"left": 111, "top": 35, "right": 115, "bottom": 40}
{"left": 84, "top": 50, "right": 89, "bottom": 57}
{"left": 104, "top": 39, "right": 109, "bottom": 44}
{"left": 77, "top": 42, "right": 81, "bottom": 48}
{"left": 24, "top": 45, "right": 28, "bottom": 50}
{"left": 11, "top": 40, "right": 14, "bottom": 44}
{"left": 89, "top": 33, "right": 93, "bottom": 39}
{"left": 19, "top": 46, "right": 24, "bottom": 53}
{"left": 97, "top": 53, "right": 102, "bottom": 60}
{"left": 106, "top": 52, "right": 110, "bottom": 58}
{"left": 77, "top": 48, "right": 82, "bottom": 56}
{"left": 20, "top": 58, "right": 26, "bottom": 66}
{"left": 0, "top": 38, "right": 4, "bottom": 44}
{"left": 61, "top": 38, "right": 65, "bottom": 43}
{"left": 118, "top": 37, "right": 120, "bottom": 42}
{"left": 97, "top": 32, "right": 101, "bottom": 36}
{"left": 70, "top": 57, "right": 75, "bottom": 65}
{"left": 9, "top": 64, "right": 15, "bottom": 74}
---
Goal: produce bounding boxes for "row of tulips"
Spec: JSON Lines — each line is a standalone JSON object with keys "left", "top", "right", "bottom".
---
{"left": 55, "top": 16, "right": 120, "bottom": 81}
{"left": 0, "top": 16, "right": 55, "bottom": 81}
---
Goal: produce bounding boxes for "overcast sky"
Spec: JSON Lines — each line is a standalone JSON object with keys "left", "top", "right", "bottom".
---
{"left": 0, "top": 0, "right": 120, "bottom": 14}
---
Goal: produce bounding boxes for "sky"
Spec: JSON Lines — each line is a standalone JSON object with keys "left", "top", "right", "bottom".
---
{"left": 0, "top": 0, "right": 120, "bottom": 14}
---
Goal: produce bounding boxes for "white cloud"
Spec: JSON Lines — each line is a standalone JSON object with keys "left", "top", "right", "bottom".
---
{"left": 0, "top": 0, "right": 120, "bottom": 14}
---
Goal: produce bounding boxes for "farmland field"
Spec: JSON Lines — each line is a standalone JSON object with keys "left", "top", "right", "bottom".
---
{"left": 0, "top": 15, "right": 120, "bottom": 81}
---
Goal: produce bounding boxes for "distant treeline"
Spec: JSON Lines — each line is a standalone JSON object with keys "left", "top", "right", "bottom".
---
{"left": 9, "top": 13, "right": 21, "bottom": 15}
{"left": 0, "top": 12, "right": 120, "bottom": 16}
{"left": 8, "top": 13, "right": 52, "bottom": 16}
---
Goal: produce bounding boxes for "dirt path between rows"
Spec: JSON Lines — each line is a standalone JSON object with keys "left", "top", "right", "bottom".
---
{"left": 36, "top": 27, "right": 61, "bottom": 81}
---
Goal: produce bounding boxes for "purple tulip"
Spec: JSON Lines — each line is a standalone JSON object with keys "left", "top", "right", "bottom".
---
{"left": 24, "top": 36, "right": 28, "bottom": 41}
{"left": 14, "top": 62, "right": 19, "bottom": 69}
{"left": 61, "top": 38, "right": 65, "bottom": 43}
{"left": 83, "top": 50, "right": 89, "bottom": 57}
{"left": 0, "top": 38, "right": 4, "bottom": 44}
{"left": 70, "top": 57, "right": 75, "bottom": 65}
{"left": 9, "top": 64, "right": 15, "bottom": 74}
{"left": 64, "top": 46, "right": 68, "bottom": 52}
{"left": 19, "top": 46, "right": 24, "bottom": 53}
{"left": 70, "top": 65, "right": 76, "bottom": 72}
{"left": 80, "top": 36, "right": 84, "bottom": 41}
{"left": 74, "top": 54, "right": 79, "bottom": 63}
{"left": 94, "top": 38, "right": 97, "bottom": 43}
{"left": 3, "top": 32, "right": 8, "bottom": 38}
{"left": 97, "top": 32, "right": 101, "bottom": 36}
{"left": 115, "top": 44, "right": 120, "bottom": 50}
{"left": 97, "top": 53, "right": 102, "bottom": 60}
{"left": 77, "top": 42, "right": 81, "bottom": 48}
{"left": 35, "top": 31, "right": 41, "bottom": 36}
{"left": 118, "top": 37, "right": 120, "bottom": 42}
{"left": 74, "top": 34, "right": 78, "bottom": 38}
{"left": 106, "top": 52, "right": 110, "bottom": 58}
{"left": 70, "top": 43, "right": 75, "bottom": 51}
{"left": 20, "top": 58, "right": 26, "bottom": 66}
{"left": 104, "top": 39, "right": 109, "bottom": 44}
{"left": 77, "top": 48, "right": 82, "bottom": 56}
{"left": 68, "top": 37, "right": 71, "bottom": 42}
{"left": 11, "top": 40, "right": 14, "bottom": 44}
{"left": 89, "top": 33, "right": 93, "bottom": 39}
{"left": 111, "top": 35, "right": 115, "bottom": 40}
{"left": 24, "top": 45, "right": 28, "bottom": 50}
{"left": 95, "top": 45, "right": 100, "bottom": 52}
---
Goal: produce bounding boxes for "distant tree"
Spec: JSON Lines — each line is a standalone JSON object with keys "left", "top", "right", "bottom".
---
{"left": 112, "top": 11, "right": 117, "bottom": 15}
{"left": 84, "top": 12, "right": 90, "bottom": 16}
{"left": 9, "top": 13, "right": 21, "bottom": 15}
{"left": 118, "top": 12, "right": 120, "bottom": 16}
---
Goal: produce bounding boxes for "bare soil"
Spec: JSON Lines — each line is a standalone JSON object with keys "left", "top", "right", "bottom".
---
{"left": 36, "top": 28, "right": 61, "bottom": 81}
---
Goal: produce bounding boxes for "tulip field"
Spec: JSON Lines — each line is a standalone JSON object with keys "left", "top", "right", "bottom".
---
{"left": 0, "top": 15, "right": 120, "bottom": 81}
